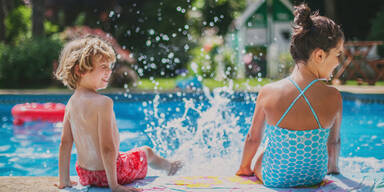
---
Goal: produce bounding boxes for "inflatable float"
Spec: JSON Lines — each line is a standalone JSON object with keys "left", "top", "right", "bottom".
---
{"left": 11, "top": 103, "right": 65, "bottom": 125}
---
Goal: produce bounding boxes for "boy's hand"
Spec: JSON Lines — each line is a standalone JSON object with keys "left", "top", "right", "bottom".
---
{"left": 54, "top": 180, "right": 77, "bottom": 189}
{"left": 236, "top": 166, "right": 254, "bottom": 176}
{"left": 112, "top": 185, "right": 143, "bottom": 192}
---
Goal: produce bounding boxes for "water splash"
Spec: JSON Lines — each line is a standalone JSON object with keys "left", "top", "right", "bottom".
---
{"left": 143, "top": 86, "right": 384, "bottom": 181}
{"left": 145, "top": 85, "right": 245, "bottom": 176}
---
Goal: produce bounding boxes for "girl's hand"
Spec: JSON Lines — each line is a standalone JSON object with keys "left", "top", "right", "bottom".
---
{"left": 54, "top": 180, "right": 77, "bottom": 189}
{"left": 327, "top": 166, "right": 340, "bottom": 175}
{"left": 236, "top": 166, "right": 254, "bottom": 176}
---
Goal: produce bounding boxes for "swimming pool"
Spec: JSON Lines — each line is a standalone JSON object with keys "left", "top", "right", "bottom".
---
{"left": 0, "top": 90, "right": 383, "bottom": 182}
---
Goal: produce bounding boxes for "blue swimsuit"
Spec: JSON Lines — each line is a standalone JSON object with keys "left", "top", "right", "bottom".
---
{"left": 261, "top": 78, "right": 330, "bottom": 187}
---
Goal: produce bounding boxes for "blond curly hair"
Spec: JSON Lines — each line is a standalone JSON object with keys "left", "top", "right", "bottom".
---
{"left": 55, "top": 36, "right": 116, "bottom": 89}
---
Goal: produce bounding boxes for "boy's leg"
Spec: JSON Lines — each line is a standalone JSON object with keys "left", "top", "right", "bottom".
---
{"left": 140, "top": 146, "right": 182, "bottom": 176}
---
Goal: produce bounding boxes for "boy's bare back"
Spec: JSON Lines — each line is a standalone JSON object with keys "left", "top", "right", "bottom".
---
{"left": 66, "top": 89, "right": 119, "bottom": 170}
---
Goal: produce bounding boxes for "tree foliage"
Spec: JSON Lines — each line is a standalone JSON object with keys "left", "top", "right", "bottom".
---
{"left": 368, "top": 6, "right": 384, "bottom": 57}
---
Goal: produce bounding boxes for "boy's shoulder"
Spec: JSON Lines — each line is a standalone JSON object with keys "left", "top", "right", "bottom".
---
{"left": 91, "top": 94, "right": 114, "bottom": 107}
{"left": 72, "top": 93, "right": 113, "bottom": 111}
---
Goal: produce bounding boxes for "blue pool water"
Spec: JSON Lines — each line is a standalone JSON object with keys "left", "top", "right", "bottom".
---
{"left": 0, "top": 90, "right": 383, "bottom": 180}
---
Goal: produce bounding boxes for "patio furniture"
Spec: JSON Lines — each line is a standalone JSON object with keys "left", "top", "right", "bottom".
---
{"left": 367, "top": 59, "right": 384, "bottom": 82}
{"left": 333, "top": 41, "right": 384, "bottom": 85}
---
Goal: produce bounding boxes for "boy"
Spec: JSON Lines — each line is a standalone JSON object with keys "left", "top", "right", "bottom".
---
{"left": 55, "top": 36, "right": 182, "bottom": 192}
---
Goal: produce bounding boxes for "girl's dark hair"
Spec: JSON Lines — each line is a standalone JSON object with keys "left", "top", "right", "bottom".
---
{"left": 290, "top": 3, "right": 344, "bottom": 63}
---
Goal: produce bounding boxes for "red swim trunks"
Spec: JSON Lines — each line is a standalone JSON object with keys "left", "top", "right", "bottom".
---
{"left": 76, "top": 149, "right": 147, "bottom": 187}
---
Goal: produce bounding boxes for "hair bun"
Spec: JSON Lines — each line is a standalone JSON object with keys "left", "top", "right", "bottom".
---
{"left": 293, "top": 4, "right": 313, "bottom": 30}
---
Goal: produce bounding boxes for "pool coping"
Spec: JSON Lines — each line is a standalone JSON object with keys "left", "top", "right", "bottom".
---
{"left": 0, "top": 85, "right": 384, "bottom": 94}
{"left": 0, "top": 176, "right": 59, "bottom": 192}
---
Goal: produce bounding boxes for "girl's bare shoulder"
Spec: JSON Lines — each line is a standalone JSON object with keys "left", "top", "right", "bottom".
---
{"left": 259, "top": 79, "right": 290, "bottom": 97}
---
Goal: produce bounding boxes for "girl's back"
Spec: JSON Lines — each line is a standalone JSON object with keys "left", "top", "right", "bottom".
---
{"left": 259, "top": 75, "right": 342, "bottom": 187}
{"left": 262, "top": 76, "right": 341, "bottom": 131}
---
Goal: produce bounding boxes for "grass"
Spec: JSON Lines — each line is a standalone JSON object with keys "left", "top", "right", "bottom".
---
{"left": 136, "top": 77, "right": 273, "bottom": 91}
{"left": 135, "top": 78, "right": 384, "bottom": 91}
{"left": 203, "top": 78, "right": 273, "bottom": 90}
{"left": 345, "top": 80, "right": 384, "bottom": 86}
{"left": 136, "top": 78, "right": 177, "bottom": 91}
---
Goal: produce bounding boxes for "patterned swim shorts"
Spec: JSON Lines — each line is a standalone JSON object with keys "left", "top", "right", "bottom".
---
{"left": 76, "top": 148, "right": 148, "bottom": 187}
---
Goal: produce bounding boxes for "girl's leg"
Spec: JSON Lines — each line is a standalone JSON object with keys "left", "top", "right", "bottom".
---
{"left": 140, "top": 146, "right": 182, "bottom": 176}
{"left": 254, "top": 151, "right": 264, "bottom": 183}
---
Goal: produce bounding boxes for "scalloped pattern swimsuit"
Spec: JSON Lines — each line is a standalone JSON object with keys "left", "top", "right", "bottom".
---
{"left": 261, "top": 78, "right": 330, "bottom": 187}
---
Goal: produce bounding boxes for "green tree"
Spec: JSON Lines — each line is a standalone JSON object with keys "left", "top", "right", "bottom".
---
{"left": 4, "top": 5, "right": 31, "bottom": 44}
{"left": 190, "top": 0, "right": 246, "bottom": 36}
{"left": 31, "top": 0, "right": 45, "bottom": 37}
{"left": 368, "top": 6, "right": 384, "bottom": 57}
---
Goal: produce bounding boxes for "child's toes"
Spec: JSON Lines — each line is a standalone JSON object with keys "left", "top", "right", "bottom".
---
{"left": 168, "top": 160, "right": 184, "bottom": 176}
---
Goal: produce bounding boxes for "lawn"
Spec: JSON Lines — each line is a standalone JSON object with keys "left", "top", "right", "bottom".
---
{"left": 135, "top": 78, "right": 273, "bottom": 91}
{"left": 135, "top": 78, "right": 384, "bottom": 91}
{"left": 345, "top": 80, "right": 384, "bottom": 86}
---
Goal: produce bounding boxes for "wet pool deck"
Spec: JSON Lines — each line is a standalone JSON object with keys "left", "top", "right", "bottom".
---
{"left": 0, "top": 176, "right": 59, "bottom": 192}
{"left": 0, "top": 174, "right": 377, "bottom": 192}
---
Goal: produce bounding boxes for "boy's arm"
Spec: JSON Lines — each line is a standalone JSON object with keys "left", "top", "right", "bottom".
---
{"left": 236, "top": 89, "right": 266, "bottom": 176}
{"left": 97, "top": 97, "right": 120, "bottom": 189}
{"left": 97, "top": 97, "right": 141, "bottom": 192}
{"left": 327, "top": 91, "right": 342, "bottom": 174}
{"left": 57, "top": 110, "right": 77, "bottom": 188}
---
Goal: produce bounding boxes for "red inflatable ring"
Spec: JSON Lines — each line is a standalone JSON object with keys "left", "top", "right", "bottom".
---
{"left": 11, "top": 103, "right": 66, "bottom": 125}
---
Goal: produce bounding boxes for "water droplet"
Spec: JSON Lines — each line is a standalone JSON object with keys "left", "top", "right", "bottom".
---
{"left": 162, "top": 35, "right": 169, "bottom": 41}
{"left": 109, "top": 11, "right": 115, "bottom": 18}
{"left": 148, "top": 29, "right": 155, "bottom": 35}
{"left": 146, "top": 40, "right": 152, "bottom": 46}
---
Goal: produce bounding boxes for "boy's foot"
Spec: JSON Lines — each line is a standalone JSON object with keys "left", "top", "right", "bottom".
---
{"left": 168, "top": 161, "right": 183, "bottom": 176}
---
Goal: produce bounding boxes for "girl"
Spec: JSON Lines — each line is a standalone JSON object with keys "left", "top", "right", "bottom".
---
{"left": 236, "top": 3, "right": 344, "bottom": 187}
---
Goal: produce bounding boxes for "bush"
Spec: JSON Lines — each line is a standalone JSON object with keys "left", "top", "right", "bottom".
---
{"left": 188, "top": 44, "right": 218, "bottom": 78}
{"left": 0, "top": 37, "right": 62, "bottom": 88}
{"left": 221, "top": 47, "right": 237, "bottom": 79}
{"left": 278, "top": 52, "right": 294, "bottom": 78}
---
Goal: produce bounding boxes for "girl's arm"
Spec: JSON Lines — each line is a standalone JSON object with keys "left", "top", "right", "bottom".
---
{"left": 56, "top": 110, "right": 77, "bottom": 188}
{"left": 327, "top": 91, "right": 342, "bottom": 174}
{"left": 236, "top": 89, "right": 266, "bottom": 176}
